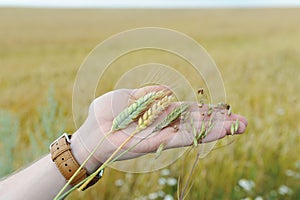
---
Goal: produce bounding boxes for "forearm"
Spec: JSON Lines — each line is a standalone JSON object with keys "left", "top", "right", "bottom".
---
{"left": 0, "top": 133, "right": 99, "bottom": 200}
{"left": 0, "top": 154, "right": 69, "bottom": 200}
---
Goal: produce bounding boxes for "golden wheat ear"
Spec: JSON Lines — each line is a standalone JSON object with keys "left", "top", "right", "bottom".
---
{"left": 137, "top": 95, "right": 174, "bottom": 130}
{"left": 78, "top": 90, "right": 171, "bottom": 191}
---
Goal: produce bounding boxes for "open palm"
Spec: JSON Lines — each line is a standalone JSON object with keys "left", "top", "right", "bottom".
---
{"left": 72, "top": 85, "right": 248, "bottom": 172}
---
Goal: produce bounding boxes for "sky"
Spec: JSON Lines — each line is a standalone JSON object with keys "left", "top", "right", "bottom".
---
{"left": 0, "top": 0, "right": 300, "bottom": 8}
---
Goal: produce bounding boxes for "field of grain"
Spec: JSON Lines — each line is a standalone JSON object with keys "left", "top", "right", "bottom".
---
{"left": 0, "top": 8, "right": 300, "bottom": 199}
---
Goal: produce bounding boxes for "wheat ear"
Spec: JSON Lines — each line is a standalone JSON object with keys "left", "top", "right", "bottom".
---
{"left": 138, "top": 95, "right": 173, "bottom": 130}
{"left": 111, "top": 91, "right": 158, "bottom": 131}
{"left": 153, "top": 103, "right": 189, "bottom": 133}
{"left": 78, "top": 94, "right": 172, "bottom": 190}
{"left": 54, "top": 91, "right": 166, "bottom": 199}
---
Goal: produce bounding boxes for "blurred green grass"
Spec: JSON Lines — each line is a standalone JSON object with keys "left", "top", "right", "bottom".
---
{"left": 0, "top": 8, "right": 299, "bottom": 199}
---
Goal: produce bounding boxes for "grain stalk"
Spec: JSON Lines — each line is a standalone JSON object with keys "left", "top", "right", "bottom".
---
{"left": 153, "top": 104, "right": 189, "bottom": 133}
{"left": 178, "top": 103, "right": 234, "bottom": 199}
{"left": 111, "top": 91, "right": 163, "bottom": 131}
{"left": 179, "top": 111, "right": 216, "bottom": 200}
{"left": 54, "top": 90, "right": 165, "bottom": 200}
{"left": 99, "top": 102, "right": 189, "bottom": 171}
{"left": 77, "top": 94, "right": 173, "bottom": 190}
{"left": 179, "top": 151, "right": 201, "bottom": 200}
{"left": 58, "top": 105, "right": 230, "bottom": 200}
{"left": 54, "top": 131, "right": 115, "bottom": 200}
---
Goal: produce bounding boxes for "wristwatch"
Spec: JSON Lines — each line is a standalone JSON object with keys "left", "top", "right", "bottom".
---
{"left": 49, "top": 133, "right": 104, "bottom": 191}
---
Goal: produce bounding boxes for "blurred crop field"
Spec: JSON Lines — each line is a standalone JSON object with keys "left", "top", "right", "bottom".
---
{"left": 1, "top": 8, "right": 300, "bottom": 200}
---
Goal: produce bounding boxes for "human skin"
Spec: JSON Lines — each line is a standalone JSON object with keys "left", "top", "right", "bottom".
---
{"left": 0, "top": 85, "right": 248, "bottom": 199}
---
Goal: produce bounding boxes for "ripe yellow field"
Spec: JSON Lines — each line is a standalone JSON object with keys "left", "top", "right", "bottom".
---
{"left": 0, "top": 8, "right": 299, "bottom": 199}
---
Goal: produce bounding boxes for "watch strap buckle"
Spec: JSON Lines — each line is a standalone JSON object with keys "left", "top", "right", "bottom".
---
{"left": 49, "top": 133, "right": 71, "bottom": 150}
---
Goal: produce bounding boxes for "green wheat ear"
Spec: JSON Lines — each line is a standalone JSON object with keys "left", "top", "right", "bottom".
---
{"left": 153, "top": 103, "right": 189, "bottom": 133}
{"left": 111, "top": 91, "right": 158, "bottom": 131}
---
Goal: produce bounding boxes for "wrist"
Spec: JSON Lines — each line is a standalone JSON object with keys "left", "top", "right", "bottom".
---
{"left": 70, "top": 133, "right": 101, "bottom": 174}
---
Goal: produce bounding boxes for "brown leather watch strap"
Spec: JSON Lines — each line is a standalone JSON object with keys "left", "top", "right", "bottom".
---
{"left": 50, "top": 133, "right": 102, "bottom": 190}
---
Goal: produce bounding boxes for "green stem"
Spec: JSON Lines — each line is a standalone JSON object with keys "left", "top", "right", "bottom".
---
{"left": 58, "top": 129, "right": 158, "bottom": 199}
{"left": 57, "top": 176, "right": 88, "bottom": 200}
{"left": 179, "top": 152, "right": 200, "bottom": 200}
{"left": 54, "top": 129, "right": 114, "bottom": 200}
{"left": 78, "top": 128, "right": 140, "bottom": 190}
{"left": 106, "top": 130, "right": 157, "bottom": 165}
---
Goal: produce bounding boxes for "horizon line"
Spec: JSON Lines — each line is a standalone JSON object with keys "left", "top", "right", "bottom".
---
{"left": 1, "top": 1, "right": 300, "bottom": 9}
{"left": 1, "top": 5, "right": 300, "bottom": 9}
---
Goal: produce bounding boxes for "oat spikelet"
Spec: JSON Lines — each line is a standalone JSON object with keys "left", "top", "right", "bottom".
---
{"left": 227, "top": 106, "right": 232, "bottom": 116}
{"left": 230, "top": 123, "right": 235, "bottom": 135}
{"left": 153, "top": 103, "right": 189, "bottom": 133}
{"left": 155, "top": 143, "right": 166, "bottom": 159}
{"left": 196, "top": 120, "right": 206, "bottom": 141}
{"left": 234, "top": 119, "right": 239, "bottom": 132}
{"left": 137, "top": 95, "right": 173, "bottom": 130}
{"left": 112, "top": 91, "right": 162, "bottom": 131}
{"left": 190, "top": 116, "right": 198, "bottom": 147}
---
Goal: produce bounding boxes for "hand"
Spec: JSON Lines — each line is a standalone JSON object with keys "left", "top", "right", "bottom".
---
{"left": 71, "top": 85, "right": 248, "bottom": 173}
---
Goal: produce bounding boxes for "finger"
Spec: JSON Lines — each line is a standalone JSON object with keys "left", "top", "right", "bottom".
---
{"left": 151, "top": 116, "right": 247, "bottom": 149}
{"left": 190, "top": 105, "right": 248, "bottom": 126}
{"left": 201, "top": 127, "right": 227, "bottom": 143}
{"left": 206, "top": 119, "right": 246, "bottom": 137}
{"left": 230, "top": 114, "right": 248, "bottom": 127}
{"left": 229, "top": 120, "right": 247, "bottom": 135}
